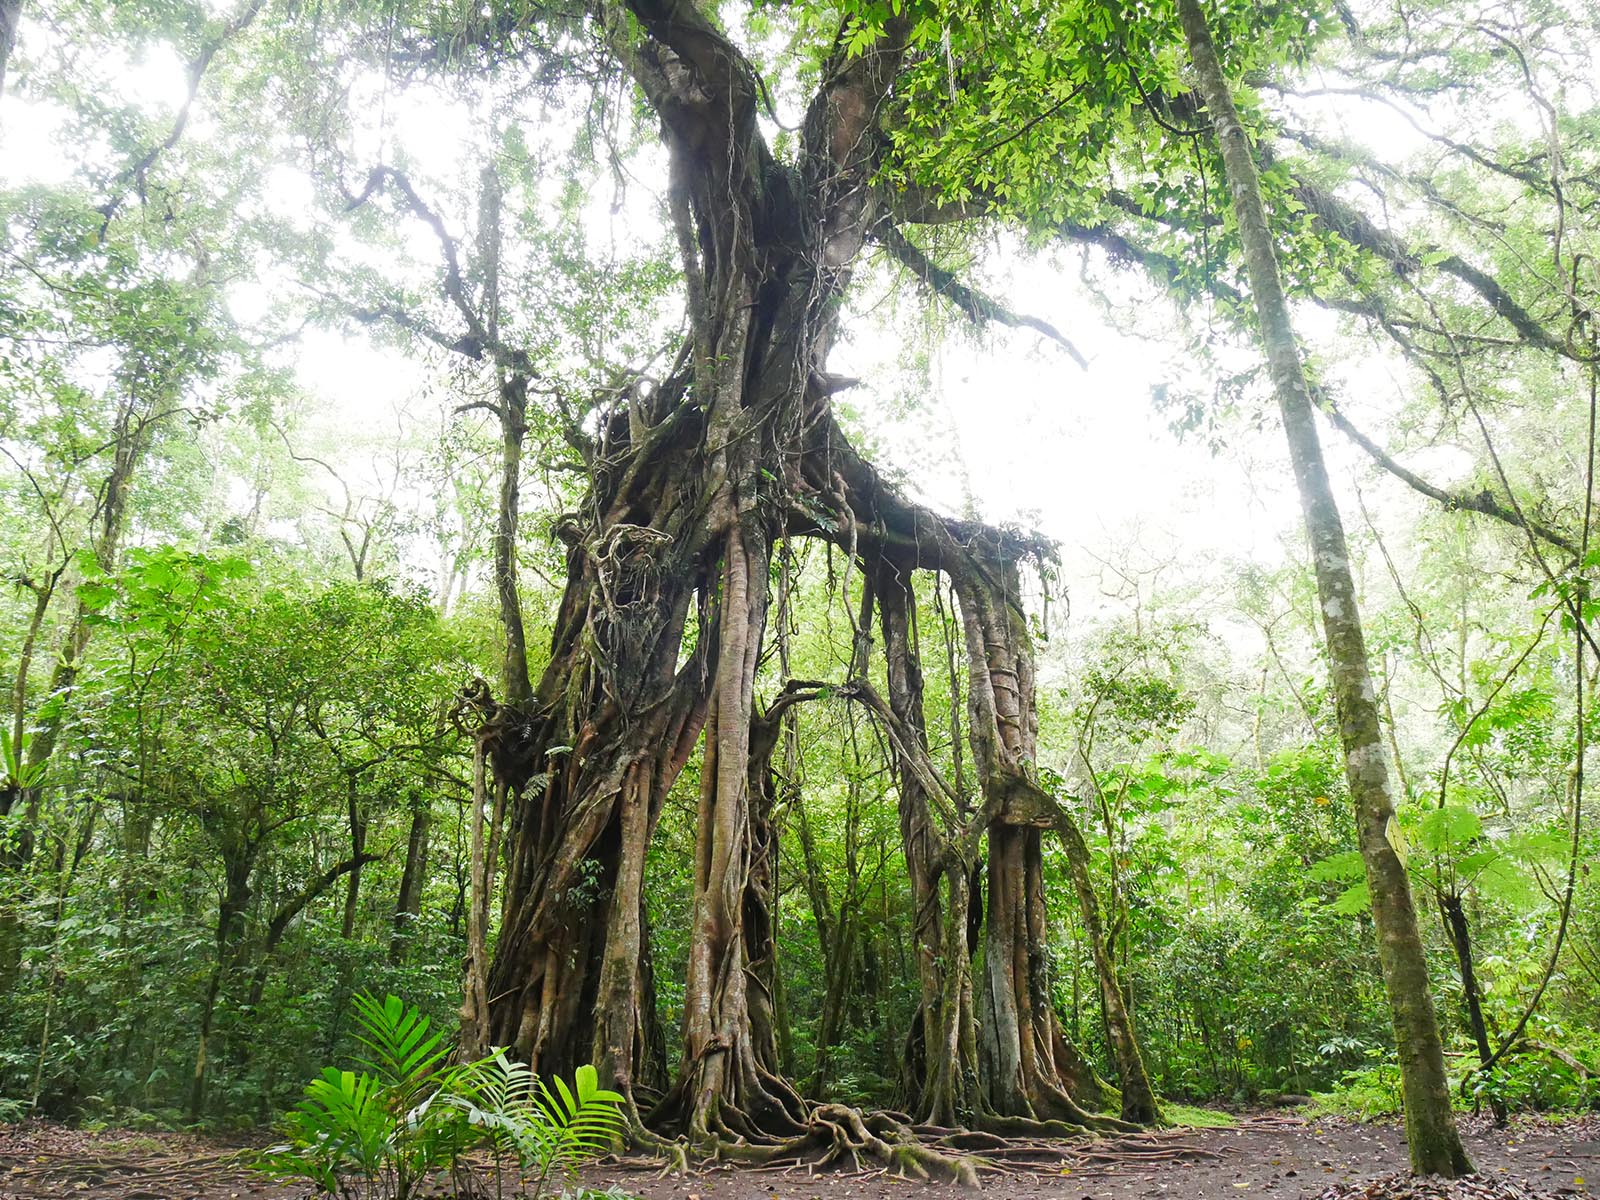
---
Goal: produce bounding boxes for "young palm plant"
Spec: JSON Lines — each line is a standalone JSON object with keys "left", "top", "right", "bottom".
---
{"left": 259, "top": 994, "right": 626, "bottom": 1200}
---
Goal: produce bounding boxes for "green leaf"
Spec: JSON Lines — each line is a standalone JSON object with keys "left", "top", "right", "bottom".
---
{"left": 1309, "top": 850, "right": 1365, "bottom": 883}
{"left": 1415, "top": 804, "right": 1482, "bottom": 854}
{"left": 1331, "top": 881, "right": 1371, "bottom": 916}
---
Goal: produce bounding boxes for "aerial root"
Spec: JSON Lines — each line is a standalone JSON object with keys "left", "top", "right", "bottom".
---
{"left": 634, "top": 1081, "right": 1191, "bottom": 1189}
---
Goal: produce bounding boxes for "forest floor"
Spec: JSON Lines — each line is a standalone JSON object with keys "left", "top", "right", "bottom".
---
{"left": 0, "top": 1111, "right": 1595, "bottom": 1200}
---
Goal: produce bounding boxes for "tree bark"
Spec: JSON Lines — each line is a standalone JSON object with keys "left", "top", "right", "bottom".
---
{"left": 1440, "top": 891, "right": 1506, "bottom": 1123}
{"left": 389, "top": 795, "right": 430, "bottom": 962}
{"left": 188, "top": 840, "right": 255, "bottom": 1121}
{"left": 878, "top": 569, "right": 970, "bottom": 1124}
{"left": 1049, "top": 801, "right": 1159, "bottom": 1124}
{"left": 1178, "top": 0, "right": 1470, "bottom": 1174}
{"left": 340, "top": 774, "right": 366, "bottom": 940}
{"left": 459, "top": 738, "right": 494, "bottom": 1059}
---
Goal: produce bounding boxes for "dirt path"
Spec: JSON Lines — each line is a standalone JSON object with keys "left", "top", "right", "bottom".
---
{"left": 2, "top": 1113, "right": 1595, "bottom": 1199}
{"left": 585, "top": 1116, "right": 1600, "bottom": 1200}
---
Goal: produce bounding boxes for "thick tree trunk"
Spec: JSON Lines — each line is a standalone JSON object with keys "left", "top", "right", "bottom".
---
{"left": 480, "top": 391, "right": 714, "bottom": 1096}
{"left": 592, "top": 755, "right": 676, "bottom": 1127}
{"left": 477, "top": 0, "right": 1152, "bottom": 1171}
{"left": 950, "top": 556, "right": 1140, "bottom": 1128}
{"left": 666, "top": 524, "right": 814, "bottom": 1140}
{"left": 1178, "top": 0, "right": 1470, "bottom": 1175}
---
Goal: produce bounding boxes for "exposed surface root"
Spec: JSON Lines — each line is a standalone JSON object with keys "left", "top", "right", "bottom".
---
{"left": 653, "top": 1102, "right": 988, "bottom": 1186}
{"left": 976, "top": 1111, "right": 1136, "bottom": 1137}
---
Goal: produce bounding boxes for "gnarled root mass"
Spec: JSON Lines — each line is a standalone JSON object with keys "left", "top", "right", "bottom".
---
{"left": 665, "top": 1102, "right": 986, "bottom": 1187}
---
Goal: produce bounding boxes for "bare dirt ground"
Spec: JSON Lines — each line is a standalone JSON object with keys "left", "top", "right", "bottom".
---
{"left": 1, "top": 1112, "right": 1595, "bottom": 1200}
{"left": 586, "top": 1114, "right": 1599, "bottom": 1200}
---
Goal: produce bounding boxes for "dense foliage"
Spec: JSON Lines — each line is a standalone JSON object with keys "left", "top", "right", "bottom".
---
{"left": 0, "top": 0, "right": 1596, "bottom": 1160}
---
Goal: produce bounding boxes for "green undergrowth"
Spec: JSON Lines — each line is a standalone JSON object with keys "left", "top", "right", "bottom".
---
{"left": 1162, "top": 1103, "right": 1238, "bottom": 1128}
{"left": 1307, "top": 1040, "right": 1600, "bottom": 1121}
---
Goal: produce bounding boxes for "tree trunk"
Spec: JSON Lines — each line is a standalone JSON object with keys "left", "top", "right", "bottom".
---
{"left": 493, "top": 373, "right": 533, "bottom": 708}
{"left": 472, "top": 0, "right": 1153, "bottom": 1169}
{"left": 341, "top": 775, "right": 366, "bottom": 941}
{"left": 247, "top": 853, "right": 377, "bottom": 1015}
{"left": 1178, "top": 0, "right": 1470, "bottom": 1174}
{"left": 746, "top": 691, "right": 804, "bottom": 1090}
{"left": 877, "top": 565, "right": 977, "bottom": 1125}
{"left": 478, "top": 408, "right": 713, "bottom": 1093}
{"left": 459, "top": 739, "right": 495, "bottom": 1059}
{"left": 189, "top": 843, "right": 255, "bottom": 1121}
{"left": 1050, "top": 801, "right": 1159, "bottom": 1124}
{"left": 1440, "top": 891, "right": 1506, "bottom": 1123}
{"left": 389, "top": 796, "right": 430, "bottom": 962}
{"left": 664, "top": 524, "right": 815, "bottom": 1139}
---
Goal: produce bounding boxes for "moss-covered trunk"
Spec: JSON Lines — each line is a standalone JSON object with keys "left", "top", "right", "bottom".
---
{"left": 1178, "top": 0, "right": 1470, "bottom": 1174}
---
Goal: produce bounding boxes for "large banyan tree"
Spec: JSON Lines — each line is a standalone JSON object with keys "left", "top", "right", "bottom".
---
{"left": 403, "top": 0, "right": 1576, "bottom": 1175}
{"left": 433, "top": 0, "right": 1164, "bottom": 1172}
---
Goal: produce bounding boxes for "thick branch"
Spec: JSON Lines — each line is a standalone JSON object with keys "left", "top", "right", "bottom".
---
{"left": 875, "top": 223, "right": 1088, "bottom": 368}
{"left": 99, "top": 0, "right": 265, "bottom": 228}
{"left": 1322, "top": 399, "right": 1581, "bottom": 558}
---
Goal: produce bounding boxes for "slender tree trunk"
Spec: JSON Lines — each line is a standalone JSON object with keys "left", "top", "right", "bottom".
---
{"left": 459, "top": 741, "right": 494, "bottom": 1059}
{"left": 494, "top": 374, "right": 532, "bottom": 708}
{"left": 11, "top": 395, "right": 153, "bottom": 875}
{"left": 1440, "top": 891, "right": 1506, "bottom": 1123}
{"left": 247, "top": 853, "right": 376, "bottom": 1015}
{"left": 341, "top": 775, "right": 365, "bottom": 940}
{"left": 1178, "top": 0, "right": 1470, "bottom": 1174}
{"left": 189, "top": 845, "right": 254, "bottom": 1122}
{"left": 390, "top": 797, "right": 430, "bottom": 962}
{"left": 793, "top": 788, "right": 838, "bottom": 992}
{"left": 480, "top": 167, "right": 533, "bottom": 712}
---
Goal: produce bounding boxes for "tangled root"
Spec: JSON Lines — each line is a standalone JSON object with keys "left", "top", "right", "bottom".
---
{"left": 645, "top": 1101, "right": 987, "bottom": 1187}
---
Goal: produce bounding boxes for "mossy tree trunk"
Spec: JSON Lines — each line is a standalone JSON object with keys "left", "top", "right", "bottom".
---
{"left": 1178, "top": 0, "right": 1471, "bottom": 1175}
